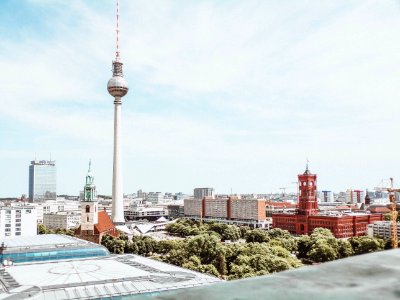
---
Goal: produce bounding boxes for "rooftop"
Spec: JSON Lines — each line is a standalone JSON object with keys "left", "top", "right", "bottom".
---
{"left": 0, "top": 235, "right": 109, "bottom": 264}
{"left": 0, "top": 254, "right": 221, "bottom": 299}
{"left": 0, "top": 234, "right": 100, "bottom": 252}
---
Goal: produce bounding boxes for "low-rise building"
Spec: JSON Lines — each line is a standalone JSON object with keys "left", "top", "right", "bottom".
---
{"left": 368, "top": 221, "right": 400, "bottom": 240}
{"left": 146, "top": 192, "right": 164, "bottom": 204}
{"left": 43, "top": 212, "right": 81, "bottom": 230}
{"left": 125, "top": 205, "right": 168, "bottom": 221}
{"left": 167, "top": 204, "right": 184, "bottom": 219}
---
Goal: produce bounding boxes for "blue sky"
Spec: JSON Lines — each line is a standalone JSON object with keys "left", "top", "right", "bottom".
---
{"left": 1, "top": 0, "right": 400, "bottom": 197}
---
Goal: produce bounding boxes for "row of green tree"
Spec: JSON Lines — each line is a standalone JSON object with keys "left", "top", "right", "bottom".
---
{"left": 37, "top": 224, "right": 75, "bottom": 236}
{"left": 102, "top": 230, "right": 302, "bottom": 280}
{"left": 101, "top": 219, "right": 389, "bottom": 280}
{"left": 166, "top": 219, "right": 390, "bottom": 260}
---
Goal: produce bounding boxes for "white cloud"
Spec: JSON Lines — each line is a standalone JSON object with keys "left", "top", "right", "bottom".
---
{"left": 1, "top": 0, "right": 400, "bottom": 196}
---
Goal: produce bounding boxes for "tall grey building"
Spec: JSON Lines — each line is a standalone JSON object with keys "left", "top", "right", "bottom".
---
{"left": 29, "top": 160, "right": 57, "bottom": 202}
{"left": 194, "top": 188, "right": 214, "bottom": 200}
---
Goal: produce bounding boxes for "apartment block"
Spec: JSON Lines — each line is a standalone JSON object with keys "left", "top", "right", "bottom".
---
{"left": 0, "top": 206, "right": 37, "bottom": 237}
{"left": 204, "top": 197, "right": 229, "bottom": 219}
{"left": 230, "top": 198, "right": 266, "bottom": 221}
{"left": 368, "top": 221, "right": 400, "bottom": 239}
{"left": 184, "top": 199, "right": 203, "bottom": 217}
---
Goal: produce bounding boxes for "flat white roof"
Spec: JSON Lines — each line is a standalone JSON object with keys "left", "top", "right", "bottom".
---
{"left": 0, "top": 234, "right": 96, "bottom": 249}
{"left": 0, "top": 254, "right": 221, "bottom": 299}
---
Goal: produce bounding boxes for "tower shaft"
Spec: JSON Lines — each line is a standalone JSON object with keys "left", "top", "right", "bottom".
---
{"left": 112, "top": 96, "right": 124, "bottom": 224}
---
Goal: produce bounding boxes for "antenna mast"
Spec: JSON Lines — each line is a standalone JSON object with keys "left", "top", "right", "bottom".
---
{"left": 116, "top": 0, "right": 120, "bottom": 60}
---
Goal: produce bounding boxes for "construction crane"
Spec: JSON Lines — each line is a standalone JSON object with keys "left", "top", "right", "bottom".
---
{"left": 374, "top": 178, "right": 399, "bottom": 249}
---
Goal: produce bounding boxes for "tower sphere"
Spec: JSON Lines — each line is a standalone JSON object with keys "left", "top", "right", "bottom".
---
{"left": 107, "top": 76, "right": 129, "bottom": 98}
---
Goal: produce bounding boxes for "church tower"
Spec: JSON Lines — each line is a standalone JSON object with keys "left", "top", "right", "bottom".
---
{"left": 81, "top": 161, "right": 98, "bottom": 232}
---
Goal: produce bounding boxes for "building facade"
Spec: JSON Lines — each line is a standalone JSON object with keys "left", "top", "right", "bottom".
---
{"left": 146, "top": 192, "right": 164, "bottom": 204}
{"left": 194, "top": 188, "right": 214, "bottom": 200}
{"left": 368, "top": 221, "right": 400, "bottom": 240}
{"left": 167, "top": 204, "right": 184, "bottom": 219}
{"left": 125, "top": 205, "right": 168, "bottom": 221}
{"left": 272, "top": 167, "right": 382, "bottom": 238}
{"left": 43, "top": 212, "right": 80, "bottom": 230}
{"left": 346, "top": 190, "right": 365, "bottom": 205}
{"left": 184, "top": 196, "right": 268, "bottom": 228}
{"left": 29, "top": 160, "right": 57, "bottom": 202}
{"left": 0, "top": 206, "right": 37, "bottom": 237}
{"left": 320, "top": 191, "right": 334, "bottom": 202}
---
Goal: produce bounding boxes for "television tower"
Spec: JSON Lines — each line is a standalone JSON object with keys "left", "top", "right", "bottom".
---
{"left": 107, "top": 0, "right": 128, "bottom": 224}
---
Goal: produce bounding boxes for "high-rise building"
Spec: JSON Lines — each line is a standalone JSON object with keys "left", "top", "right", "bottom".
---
{"left": 0, "top": 206, "right": 37, "bottom": 237}
{"left": 108, "top": 0, "right": 129, "bottom": 225}
{"left": 346, "top": 190, "right": 365, "bottom": 204}
{"left": 28, "top": 160, "right": 57, "bottom": 202}
{"left": 194, "top": 188, "right": 214, "bottom": 200}
{"left": 320, "top": 191, "right": 334, "bottom": 202}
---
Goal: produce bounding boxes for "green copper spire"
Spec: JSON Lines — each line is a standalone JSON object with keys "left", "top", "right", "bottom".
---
{"left": 84, "top": 160, "right": 96, "bottom": 201}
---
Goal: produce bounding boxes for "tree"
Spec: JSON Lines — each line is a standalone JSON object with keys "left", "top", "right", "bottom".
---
{"left": 338, "top": 239, "right": 354, "bottom": 258}
{"left": 182, "top": 256, "right": 220, "bottom": 277}
{"left": 186, "top": 234, "right": 221, "bottom": 264}
{"left": 298, "top": 228, "right": 340, "bottom": 263}
{"left": 132, "top": 236, "right": 157, "bottom": 256}
{"left": 348, "top": 236, "right": 384, "bottom": 255}
{"left": 297, "top": 235, "right": 311, "bottom": 259}
{"left": 307, "top": 239, "right": 338, "bottom": 262}
{"left": 244, "top": 229, "right": 270, "bottom": 243}
{"left": 38, "top": 224, "right": 47, "bottom": 234}
{"left": 220, "top": 225, "right": 240, "bottom": 241}
{"left": 113, "top": 239, "right": 126, "bottom": 254}
{"left": 101, "top": 234, "right": 115, "bottom": 252}
{"left": 239, "top": 226, "right": 250, "bottom": 238}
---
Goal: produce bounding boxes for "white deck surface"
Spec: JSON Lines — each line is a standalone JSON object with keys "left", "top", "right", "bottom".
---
{"left": 0, "top": 234, "right": 93, "bottom": 249}
{"left": 0, "top": 254, "right": 221, "bottom": 299}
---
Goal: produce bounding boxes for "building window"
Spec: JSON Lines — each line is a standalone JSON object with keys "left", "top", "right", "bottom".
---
{"left": 86, "top": 205, "right": 90, "bottom": 213}
{"left": 87, "top": 215, "right": 90, "bottom": 222}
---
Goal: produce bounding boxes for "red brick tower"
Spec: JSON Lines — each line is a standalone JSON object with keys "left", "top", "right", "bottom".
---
{"left": 295, "top": 164, "right": 318, "bottom": 234}
{"left": 297, "top": 165, "right": 318, "bottom": 215}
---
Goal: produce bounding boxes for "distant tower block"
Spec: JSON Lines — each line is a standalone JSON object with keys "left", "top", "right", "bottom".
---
{"left": 108, "top": 0, "right": 129, "bottom": 224}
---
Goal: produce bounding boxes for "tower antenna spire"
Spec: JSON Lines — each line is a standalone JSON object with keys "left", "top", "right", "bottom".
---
{"left": 116, "top": 0, "right": 120, "bottom": 60}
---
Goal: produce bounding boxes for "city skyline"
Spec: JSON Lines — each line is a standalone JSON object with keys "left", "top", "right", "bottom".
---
{"left": 1, "top": 0, "right": 400, "bottom": 197}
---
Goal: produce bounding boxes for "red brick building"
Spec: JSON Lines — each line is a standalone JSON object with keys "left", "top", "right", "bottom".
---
{"left": 272, "top": 167, "right": 383, "bottom": 238}
{"left": 75, "top": 210, "right": 119, "bottom": 244}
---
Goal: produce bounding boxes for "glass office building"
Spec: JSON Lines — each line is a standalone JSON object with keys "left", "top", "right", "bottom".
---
{"left": 29, "top": 160, "right": 57, "bottom": 202}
